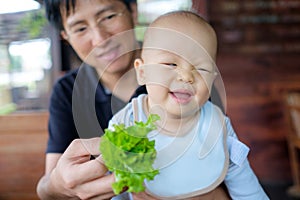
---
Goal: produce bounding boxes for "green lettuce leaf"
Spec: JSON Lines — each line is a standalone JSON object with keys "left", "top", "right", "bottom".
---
{"left": 99, "top": 114, "right": 160, "bottom": 194}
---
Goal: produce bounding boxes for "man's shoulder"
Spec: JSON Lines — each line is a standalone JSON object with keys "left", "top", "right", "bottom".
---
{"left": 50, "top": 69, "right": 80, "bottom": 101}
{"left": 54, "top": 65, "right": 98, "bottom": 90}
{"left": 130, "top": 85, "right": 147, "bottom": 101}
{"left": 49, "top": 69, "right": 78, "bottom": 102}
{"left": 56, "top": 68, "right": 79, "bottom": 85}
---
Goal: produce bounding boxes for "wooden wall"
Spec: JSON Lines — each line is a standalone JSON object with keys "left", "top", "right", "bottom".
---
{"left": 205, "top": 0, "right": 300, "bottom": 184}
{"left": 217, "top": 53, "right": 300, "bottom": 183}
{"left": 0, "top": 112, "right": 48, "bottom": 200}
{"left": 192, "top": 0, "right": 300, "bottom": 184}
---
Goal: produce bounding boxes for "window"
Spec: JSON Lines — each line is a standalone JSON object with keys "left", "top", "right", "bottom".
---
{"left": 137, "top": 0, "right": 192, "bottom": 24}
{"left": 135, "top": 0, "right": 192, "bottom": 40}
{"left": 7, "top": 38, "right": 52, "bottom": 110}
{"left": 0, "top": 7, "right": 52, "bottom": 114}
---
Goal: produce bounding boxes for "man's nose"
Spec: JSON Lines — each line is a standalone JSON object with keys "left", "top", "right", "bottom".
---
{"left": 176, "top": 68, "right": 194, "bottom": 83}
{"left": 90, "top": 26, "right": 111, "bottom": 46}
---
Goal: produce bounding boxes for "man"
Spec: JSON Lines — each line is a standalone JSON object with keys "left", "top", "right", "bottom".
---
{"left": 37, "top": 0, "right": 144, "bottom": 199}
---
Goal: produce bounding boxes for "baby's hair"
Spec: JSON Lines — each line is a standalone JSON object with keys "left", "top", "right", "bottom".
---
{"left": 143, "top": 10, "right": 218, "bottom": 61}
{"left": 157, "top": 10, "right": 206, "bottom": 22}
{"left": 151, "top": 10, "right": 215, "bottom": 35}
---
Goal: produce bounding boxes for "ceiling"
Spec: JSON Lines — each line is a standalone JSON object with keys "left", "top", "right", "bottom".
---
{"left": 0, "top": 12, "right": 28, "bottom": 45}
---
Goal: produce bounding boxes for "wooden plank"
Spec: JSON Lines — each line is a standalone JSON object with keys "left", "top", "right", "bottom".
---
{"left": 0, "top": 112, "right": 48, "bottom": 200}
{"left": 0, "top": 111, "right": 49, "bottom": 133}
{"left": 215, "top": 52, "right": 300, "bottom": 183}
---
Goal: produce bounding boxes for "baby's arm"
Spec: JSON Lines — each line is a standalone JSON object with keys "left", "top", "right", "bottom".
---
{"left": 225, "top": 159, "right": 269, "bottom": 200}
{"left": 224, "top": 118, "right": 269, "bottom": 200}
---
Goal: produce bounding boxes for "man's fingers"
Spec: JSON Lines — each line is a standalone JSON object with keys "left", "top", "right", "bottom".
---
{"left": 63, "top": 138, "right": 101, "bottom": 158}
{"left": 72, "top": 158, "right": 109, "bottom": 185}
{"left": 88, "top": 192, "right": 115, "bottom": 200}
{"left": 75, "top": 173, "right": 115, "bottom": 199}
{"left": 57, "top": 137, "right": 108, "bottom": 187}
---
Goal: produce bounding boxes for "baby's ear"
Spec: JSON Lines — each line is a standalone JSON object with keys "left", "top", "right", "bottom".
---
{"left": 134, "top": 58, "right": 146, "bottom": 85}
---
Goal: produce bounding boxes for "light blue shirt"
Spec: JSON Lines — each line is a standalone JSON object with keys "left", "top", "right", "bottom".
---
{"left": 109, "top": 94, "right": 269, "bottom": 200}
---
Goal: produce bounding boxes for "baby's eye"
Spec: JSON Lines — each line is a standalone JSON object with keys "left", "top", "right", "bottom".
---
{"left": 162, "top": 63, "right": 177, "bottom": 67}
{"left": 196, "top": 66, "right": 211, "bottom": 73}
{"left": 196, "top": 67, "right": 211, "bottom": 73}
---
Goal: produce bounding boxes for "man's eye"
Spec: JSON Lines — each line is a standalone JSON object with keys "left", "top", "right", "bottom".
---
{"left": 73, "top": 26, "right": 87, "bottom": 33}
{"left": 103, "top": 13, "right": 117, "bottom": 21}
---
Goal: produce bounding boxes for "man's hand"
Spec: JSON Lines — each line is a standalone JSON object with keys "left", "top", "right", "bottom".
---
{"left": 37, "top": 138, "right": 116, "bottom": 200}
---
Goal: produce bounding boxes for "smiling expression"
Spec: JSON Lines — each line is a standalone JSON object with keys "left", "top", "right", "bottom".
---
{"left": 60, "top": 0, "right": 137, "bottom": 75}
{"left": 134, "top": 12, "right": 218, "bottom": 118}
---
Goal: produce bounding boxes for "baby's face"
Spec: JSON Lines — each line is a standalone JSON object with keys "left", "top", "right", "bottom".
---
{"left": 135, "top": 14, "right": 218, "bottom": 118}
{"left": 135, "top": 48, "right": 216, "bottom": 118}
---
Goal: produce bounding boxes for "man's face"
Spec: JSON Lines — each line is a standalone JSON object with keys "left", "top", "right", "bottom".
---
{"left": 61, "top": 0, "right": 137, "bottom": 75}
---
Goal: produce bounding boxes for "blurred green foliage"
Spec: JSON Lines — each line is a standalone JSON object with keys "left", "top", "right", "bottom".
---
{"left": 18, "top": 9, "right": 47, "bottom": 39}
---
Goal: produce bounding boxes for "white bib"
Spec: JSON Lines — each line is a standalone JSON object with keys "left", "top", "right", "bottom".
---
{"left": 132, "top": 95, "right": 229, "bottom": 199}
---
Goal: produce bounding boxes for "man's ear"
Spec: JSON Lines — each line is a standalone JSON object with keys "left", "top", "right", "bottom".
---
{"left": 129, "top": 2, "right": 138, "bottom": 25}
{"left": 134, "top": 58, "right": 145, "bottom": 85}
{"left": 60, "top": 30, "right": 69, "bottom": 41}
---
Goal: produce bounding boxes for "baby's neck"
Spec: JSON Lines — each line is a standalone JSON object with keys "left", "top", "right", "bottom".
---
{"left": 156, "top": 113, "right": 200, "bottom": 137}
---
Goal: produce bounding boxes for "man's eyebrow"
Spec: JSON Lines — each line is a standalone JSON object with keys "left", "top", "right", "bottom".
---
{"left": 67, "top": 5, "right": 115, "bottom": 28}
{"left": 67, "top": 20, "right": 84, "bottom": 29}
{"left": 94, "top": 5, "right": 115, "bottom": 18}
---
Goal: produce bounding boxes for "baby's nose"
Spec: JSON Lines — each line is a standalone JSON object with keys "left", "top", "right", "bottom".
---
{"left": 176, "top": 68, "right": 194, "bottom": 83}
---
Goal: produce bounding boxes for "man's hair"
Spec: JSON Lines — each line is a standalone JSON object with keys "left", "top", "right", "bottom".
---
{"left": 44, "top": 0, "right": 136, "bottom": 31}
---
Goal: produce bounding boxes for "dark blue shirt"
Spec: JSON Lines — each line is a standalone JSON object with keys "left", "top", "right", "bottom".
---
{"left": 47, "top": 64, "right": 146, "bottom": 153}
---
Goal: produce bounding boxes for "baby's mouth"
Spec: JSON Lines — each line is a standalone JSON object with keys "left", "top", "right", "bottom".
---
{"left": 170, "top": 90, "right": 193, "bottom": 104}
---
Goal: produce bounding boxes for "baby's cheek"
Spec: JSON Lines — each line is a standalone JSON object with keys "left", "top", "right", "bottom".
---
{"left": 197, "top": 72, "right": 216, "bottom": 93}
{"left": 147, "top": 85, "right": 168, "bottom": 101}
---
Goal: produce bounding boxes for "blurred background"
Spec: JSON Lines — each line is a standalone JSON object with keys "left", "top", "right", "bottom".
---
{"left": 0, "top": 0, "right": 299, "bottom": 199}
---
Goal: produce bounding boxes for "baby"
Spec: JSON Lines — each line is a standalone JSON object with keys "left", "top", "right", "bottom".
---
{"left": 108, "top": 10, "right": 269, "bottom": 199}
